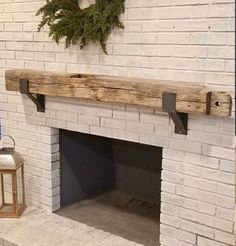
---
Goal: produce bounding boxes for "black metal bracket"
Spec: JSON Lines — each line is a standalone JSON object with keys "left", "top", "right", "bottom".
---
{"left": 19, "top": 79, "right": 45, "bottom": 112}
{"left": 206, "top": 91, "right": 212, "bottom": 115}
{"left": 162, "top": 92, "right": 188, "bottom": 135}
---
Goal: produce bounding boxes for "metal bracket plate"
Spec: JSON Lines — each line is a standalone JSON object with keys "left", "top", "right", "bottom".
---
{"left": 206, "top": 91, "right": 212, "bottom": 115}
{"left": 162, "top": 92, "right": 188, "bottom": 135}
{"left": 19, "top": 79, "right": 45, "bottom": 112}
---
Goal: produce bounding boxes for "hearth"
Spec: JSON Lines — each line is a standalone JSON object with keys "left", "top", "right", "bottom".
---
{"left": 56, "top": 129, "right": 162, "bottom": 245}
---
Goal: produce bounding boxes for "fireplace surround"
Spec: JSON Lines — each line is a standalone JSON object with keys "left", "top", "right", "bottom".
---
{"left": 1, "top": 94, "right": 235, "bottom": 246}
{"left": 0, "top": 0, "right": 235, "bottom": 245}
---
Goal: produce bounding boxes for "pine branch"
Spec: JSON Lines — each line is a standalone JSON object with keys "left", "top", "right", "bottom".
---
{"left": 36, "top": 0, "right": 125, "bottom": 54}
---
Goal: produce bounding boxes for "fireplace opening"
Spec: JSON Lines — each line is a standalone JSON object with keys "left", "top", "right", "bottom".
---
{"left": 56, "top": 129, "right": 162, "bottom": 245}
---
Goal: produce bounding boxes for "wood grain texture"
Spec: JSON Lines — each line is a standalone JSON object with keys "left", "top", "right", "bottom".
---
{"left": 5, "top": 69, "right": 232, "bottom": 117}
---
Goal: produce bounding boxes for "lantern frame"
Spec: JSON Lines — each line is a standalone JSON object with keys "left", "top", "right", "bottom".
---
{"left": 0, "top": 136, "right": 26, "bottom": 218}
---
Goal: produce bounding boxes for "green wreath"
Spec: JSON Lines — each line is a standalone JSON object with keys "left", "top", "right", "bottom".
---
{"left": 36, "top": 0, "right": 125, "bottom": 54}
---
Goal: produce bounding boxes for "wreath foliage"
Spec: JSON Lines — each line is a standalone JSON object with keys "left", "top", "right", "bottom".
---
{"left": 36, "top": 0, "right": 125, "bottom": 54}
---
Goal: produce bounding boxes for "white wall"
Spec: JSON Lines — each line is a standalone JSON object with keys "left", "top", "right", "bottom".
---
{"left": 0, "top": 1, "right": 235, "bottom": 246}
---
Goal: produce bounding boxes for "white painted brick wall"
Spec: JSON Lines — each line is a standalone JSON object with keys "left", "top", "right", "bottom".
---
{"left": 0, "top": 0, "right": 235, "bottom": 246}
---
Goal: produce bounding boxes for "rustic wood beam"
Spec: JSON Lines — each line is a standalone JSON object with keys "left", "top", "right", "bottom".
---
{"left": 5, "top": 69, "right": 232, "bottom": 117}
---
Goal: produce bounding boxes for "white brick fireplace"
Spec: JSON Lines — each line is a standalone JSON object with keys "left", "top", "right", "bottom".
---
{"left": 0, "top": 0, "right": 235, "bottom": 246}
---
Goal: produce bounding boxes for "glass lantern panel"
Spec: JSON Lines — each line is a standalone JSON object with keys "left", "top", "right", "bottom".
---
{"left": 0, "top": 174, "right": 3, "bottom": 208}
{"left": 0, "top": 174, "right": 14, "bottom": 213}
{"left": 17, "top": 168, "right": 23, "bottom": 205}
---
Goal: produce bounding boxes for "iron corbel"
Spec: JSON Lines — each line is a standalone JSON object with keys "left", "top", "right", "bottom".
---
{"left": 162, "top": 92, "right": 188, "bottom": 135}
{"left": 19, "top": 79, "right": 45, "bottom": 112}
{"left": 206, "top": 91, "right": 212, "bottom": 115}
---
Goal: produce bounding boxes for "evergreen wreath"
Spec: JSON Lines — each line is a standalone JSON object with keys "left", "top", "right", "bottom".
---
{"left": 36, "top": 0, "right": 125, "bottom": 54}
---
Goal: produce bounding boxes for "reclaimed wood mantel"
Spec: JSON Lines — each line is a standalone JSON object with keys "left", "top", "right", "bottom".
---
{"left": 5, "top": 69, "right": 232, "bottom": 117}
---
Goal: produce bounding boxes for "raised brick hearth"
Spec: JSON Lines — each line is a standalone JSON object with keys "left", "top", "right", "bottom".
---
{"left": 0, "top": 0, "right": 235, "bottom": 245}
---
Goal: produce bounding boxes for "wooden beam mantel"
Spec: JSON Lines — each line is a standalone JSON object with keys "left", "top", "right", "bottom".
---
{"left": 5, "top": 69, "right": 232, "bottom": 117}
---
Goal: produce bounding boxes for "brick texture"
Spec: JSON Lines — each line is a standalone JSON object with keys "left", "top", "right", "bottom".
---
{"left": 0, "top": 0, "right": 235, "bottom": 246}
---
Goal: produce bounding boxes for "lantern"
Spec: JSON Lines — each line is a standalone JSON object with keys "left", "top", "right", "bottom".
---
{"left": 0, "top": 135, "right": 26, "bottom": 218}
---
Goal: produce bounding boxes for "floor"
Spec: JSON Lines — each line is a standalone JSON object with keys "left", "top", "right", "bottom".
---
{"left": 56, "top": 191, "right": 160, "bottom": 246}
{"left": 0, "top": 207, "right": 144, "bottom": 246}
